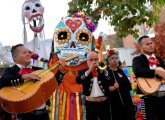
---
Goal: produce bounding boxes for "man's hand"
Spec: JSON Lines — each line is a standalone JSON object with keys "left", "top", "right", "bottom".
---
{"left": 109, "top": 82, "right": 119, "bottom": 92}
{"left": 22, "top": 74, "right": 40, "bottom": 81}
{"left": 88, "top": 62, "right": 98, "bottom": 72}
{"left": 57, "top": 58, "right": 66, "bottom": 73}
{"left": 114, "top": 82, "right": 119, "bottom": 89}
{"left": 155, "top": 67, "right": 165, "bottom": 79}
{"left": 85, "top": 62, "right": 98, "bottom": 76}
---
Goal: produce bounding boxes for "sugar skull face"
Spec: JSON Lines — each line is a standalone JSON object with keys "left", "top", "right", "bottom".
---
{"left": 22, "top": 0, "right": 44, "bottom": 33}
{"left": 53, "top": 17, "right": 93, "bottom": 66}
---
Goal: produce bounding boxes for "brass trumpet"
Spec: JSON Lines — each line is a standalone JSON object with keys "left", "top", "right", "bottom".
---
{"left": 98, "top": 59, "right": 107, "bottom": 71}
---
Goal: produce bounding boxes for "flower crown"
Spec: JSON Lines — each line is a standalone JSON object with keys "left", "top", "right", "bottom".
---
{"left": 107, "top": 49, "right": 119, "bottom": 57}
{"left": 72, "top": 12, "right": 97, "bottom": 32}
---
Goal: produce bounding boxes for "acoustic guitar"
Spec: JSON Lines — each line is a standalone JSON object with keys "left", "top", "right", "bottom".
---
{"left": 137, "top": 67, "right": 165, "bottom": 95}
{"left": 0, "top": 55, "right": 78, "bottom": 113}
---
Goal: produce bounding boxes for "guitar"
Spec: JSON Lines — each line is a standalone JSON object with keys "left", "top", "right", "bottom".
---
{"left": 137, "top": 67, "right": 165, "bottom": 95}
{"left": 0, "top": 55, "right": 78, "bottom": 113}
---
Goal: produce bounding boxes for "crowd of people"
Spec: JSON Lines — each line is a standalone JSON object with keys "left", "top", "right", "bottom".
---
{"left": 0, "top": 35, "right": 165, "bottom": 120}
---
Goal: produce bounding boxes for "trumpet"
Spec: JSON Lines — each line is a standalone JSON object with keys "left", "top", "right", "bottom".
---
{"left": 98, "top": 59, "right": 107, "bottom": 71}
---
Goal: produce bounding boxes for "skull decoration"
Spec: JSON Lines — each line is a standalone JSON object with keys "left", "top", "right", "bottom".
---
{"left": 53, "top": 16, "right": 94, "bottom": 66}
{"left": 22, "top": 0, "right": 44, "bottom": 33}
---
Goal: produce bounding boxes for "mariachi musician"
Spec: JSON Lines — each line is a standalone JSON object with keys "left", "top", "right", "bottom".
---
{"left": 132, "top": 35, "right": 165, "bottom": 120}
{"left": 0, "top": 44, "right": 66, "bottom": 120}
{"left": 76, "top": 51, "right": 111, "bottom": 120}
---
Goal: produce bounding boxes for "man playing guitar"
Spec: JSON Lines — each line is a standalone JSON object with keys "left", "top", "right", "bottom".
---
{"left": 132, "top": 35, "right": 165, "bottom": 120}
{"left": 0, "top": 44, "right": 66, "bottom": 120}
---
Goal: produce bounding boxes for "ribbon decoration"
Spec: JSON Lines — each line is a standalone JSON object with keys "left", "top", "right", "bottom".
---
{"left": 66, "top": 93, "right": 70, "bottom": 120}
{"left": 55, "top": 90, "right": 60, "bottom": 120}
{"left": 52, "top": 91, "right": 56, "bottom": 120}
{"left": 81, "top": 93, "right": 86, "bottom": 120}
{"left": 62, "top": 92, "right": 67, "bottom": 120}
{"left": 59, "top": 90, "right": 64, "bottom": 120}
{"left": 76, "top": 92, "right": 80, "bottom": 120}
{"left": 52, "top": 90, "right": 86, "bottom": 120}
{"left": 70, "top": 93, "right": 75, "bottom": 120}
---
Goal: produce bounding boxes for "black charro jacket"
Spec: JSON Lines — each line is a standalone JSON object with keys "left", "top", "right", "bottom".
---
{"left": 76, "top": 67, "right": 111, "bottom": 96}
{"left": 132, "top": 54, "right": 165, "bottom": 94}
{"left": 0, "top": 65, "right": 42, "bottom": 88}
{"left": 0, "top": 64, "right": 64, "bottom": 107}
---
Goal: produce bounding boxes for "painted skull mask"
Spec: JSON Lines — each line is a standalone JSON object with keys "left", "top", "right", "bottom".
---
{"left": 22, "top": 0, "right": 44, "bottom": 33}
{"left": 53, "top": 17, "right": 93, "bottom": 66}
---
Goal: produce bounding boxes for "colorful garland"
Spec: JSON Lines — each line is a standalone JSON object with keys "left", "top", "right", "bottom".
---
{"left": 132, "top": 81, "right": 143, "bottom": 120}
{"left": 72, "top": 12, "right": 97, "bottom": 32}
{"left": 29, "top": 51, "right": 50, "bottom": 68}
{"left": 128, "top": 68, "right": 143, "bottom": 120}
{"left": 29, "top": 51, "right": 49, "bottom": 62}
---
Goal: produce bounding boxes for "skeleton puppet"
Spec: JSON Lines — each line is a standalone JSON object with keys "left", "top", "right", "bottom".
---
{"left": 22, "top": 0, "right": 45, "bottom": 58}
{"left": 50, "top": 12, "right": 96, "bottom": 120}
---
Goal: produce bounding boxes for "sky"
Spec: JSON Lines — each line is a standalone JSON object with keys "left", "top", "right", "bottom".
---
{"left": 0, "top": 0, "right": 113, "bottom": 46}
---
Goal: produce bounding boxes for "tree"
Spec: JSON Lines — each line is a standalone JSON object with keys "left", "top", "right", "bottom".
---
{"left": 68, "top": 0, "right": 165, "bottom": 38}
{"left": 153, "top": 23, "right": 165, "bottom": 62}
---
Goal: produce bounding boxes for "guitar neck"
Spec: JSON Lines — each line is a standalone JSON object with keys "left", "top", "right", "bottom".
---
{"left": 39, "top": 55, "right": 78, "bottom": 77}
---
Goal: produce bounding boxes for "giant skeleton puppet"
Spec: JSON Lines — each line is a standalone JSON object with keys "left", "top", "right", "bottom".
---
{"left": 22, "top": 0, "right": 50, "bottom": 61}
{"left": 0, "top": 0, "right": 46, "bottom": 66}
{"left": 49, "top": 12, "right": 97, "bottom": 120}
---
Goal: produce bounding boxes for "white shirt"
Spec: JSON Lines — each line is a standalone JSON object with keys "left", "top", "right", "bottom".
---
{"left": 144, "top": 54, "right": 157, "bottom": 70}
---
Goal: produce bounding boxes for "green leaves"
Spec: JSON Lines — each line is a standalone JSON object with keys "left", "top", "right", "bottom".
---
{"left": 68, "top": 0, "right": 165, "bottom": 39}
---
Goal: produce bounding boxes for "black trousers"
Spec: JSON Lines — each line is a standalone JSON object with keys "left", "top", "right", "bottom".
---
{"left": 17, "top": 108, "right": 49, "bottom": 120}
{"left": 141, "top": 95, "right": 165, "bottom": 120}
{"left": 85, "top": 99, "right": 111, "bottom": 120}
{"left": 0, "top": 108, "right": 12, "bottom": 120}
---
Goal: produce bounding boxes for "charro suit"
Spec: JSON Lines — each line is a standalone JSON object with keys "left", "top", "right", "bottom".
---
{"left": 132, "top": 54, "right": 165, "bottom": 94}
{"left": 0, "top": 65, "right": 52, "bottom": 120}
{"left": 132, "top": 54, "right": 165, "bottom": 120}
{"left": 76, "top": 67, "right": 111, "bottom": 120}
{"left": 76, "top": 67, "right": 111, "bottom": 96}
{"left": 0, "top": 65, "right": 42, "bottom": 88}
{"left": 133, "top": 54, "right": 165, "bottom": 76}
